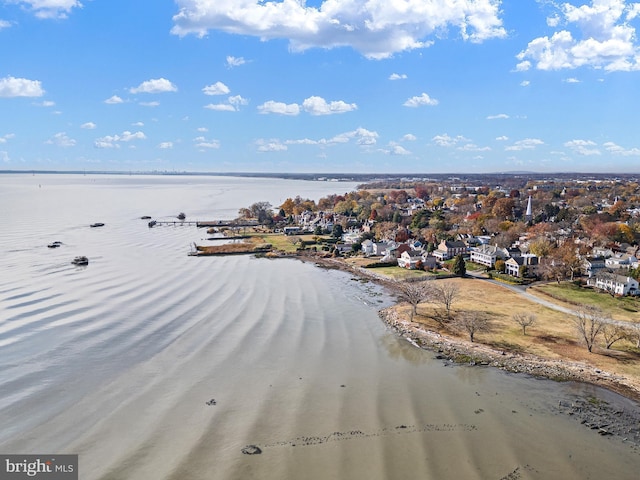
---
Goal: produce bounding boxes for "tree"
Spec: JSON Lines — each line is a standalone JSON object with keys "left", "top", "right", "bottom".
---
{"left": 601, "top": 322, "right": 627, "bottom": 349}
{"left": 456, "top": 311, "right": 491, "bottom": 342}
{"left": 331, "top": 224, "right": 344, "bottom": 239}
{"left": 432, "top": 282, "right": 460, "bottom": 321}
{"left": 492, "top": 197, "right": 515, "bottom": 220}
{"left": 573, "top": 306, "right": 607, "bottom": 353}
{"left": 512, "top": 312, "right": 536, "bottom": 335}
{"left": 495, "top": 259, "right": 506, "bottom": 273}
{"left": 452, "top": 254, "right": 466, "bottom": 277}
{"left": 396, "top": 281, "right": 433, "bottom": 322}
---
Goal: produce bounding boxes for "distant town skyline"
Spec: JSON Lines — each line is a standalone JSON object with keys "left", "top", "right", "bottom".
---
{"left": 1, "top": 1, "right": 640, "bottom": 174}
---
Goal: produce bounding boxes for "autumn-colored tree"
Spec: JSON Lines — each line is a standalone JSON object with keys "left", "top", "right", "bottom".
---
{"left": 529, "top": 237, "right": 553, "bottom": 258}
{"left": 280, "top": 198, "right": 296, "bottom": 216}
{"left": 492, "top": 197, "right": 515, "bottom": 220}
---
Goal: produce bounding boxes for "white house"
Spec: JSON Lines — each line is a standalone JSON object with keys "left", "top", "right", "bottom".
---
{"left": 361, "top": 239, "right": 375, "bottom": 256}
{"left": 605, "top": 253, "right": 638, "bottom": 269}
{"left": 470, "top": 244, "right": 508, "bottom": 268}
{"left": 397, "top": 250, "right": 423, "bottom": 269}
{"left": 505, "top": 254, "right": 538, "bottom": 277}
{"left": 590, "top": 273, "right": 640, "bottom": 296}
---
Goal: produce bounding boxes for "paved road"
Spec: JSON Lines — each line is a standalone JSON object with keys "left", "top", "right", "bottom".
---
{"left": 465, "top": 272, "right": 578, "bottom": 316}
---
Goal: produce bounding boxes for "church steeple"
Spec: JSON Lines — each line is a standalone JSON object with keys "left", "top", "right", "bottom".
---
{"left": 525, "top": 195, "right": 532, "bottom": 222}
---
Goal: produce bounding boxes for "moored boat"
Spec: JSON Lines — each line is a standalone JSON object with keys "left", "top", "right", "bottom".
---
{"left": 71, "top": 256, "right": 89, "bottom": 266}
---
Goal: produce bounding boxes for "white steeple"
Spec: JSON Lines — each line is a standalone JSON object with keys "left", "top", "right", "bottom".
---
{"left": 525, "top": 195, "right": 532, "bottom": 221}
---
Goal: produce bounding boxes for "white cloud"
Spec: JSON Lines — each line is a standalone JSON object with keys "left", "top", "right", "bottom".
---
{"left": 197, "top": 127, "right": 208, "bottom": 132}
{"left": 505, "top": 138, "right": 544, "bottom": 151}
{"left": 346, "top": 127, "right": 379, "bottom": 146}
{"left": 257, "top": 100, "right": 301, "bottom": 116}
{"left": 547, "top": 14, "right": 561, "bottom": 28}
{"left": 403, "top": 93, "right": 438, "bottom": 107}
{"left": 140, "top": 101, "right": 160, "bottom": 107}
{"left": 487, "top": 113, "right": 509, "bottom": 120}
{"left": 45, "top": 132, "right": 76, "bottom": 147}
{"left": 172, "top": 0, "right": 506, "bottom": 59}
{"left": 94, "top": 131, "right": 146, "bottom": 149}
{"left": 517, "top": 0, "right": 640, "bottom": 71}
{"left": 564, "top": 139, "right": 601, "bottom": 155}
{"left": 203, "top": 81, "right": 230, "bottom": 95}
{"left": 35, "top": 100, "right": 55, "bottom": 107}
{"left": 0, "top": 20, "right": 11, "bottom": 30}
{"left": 229, "top": 95, "right": 248, "bottom": 107}
{"left": 496, "top": 136, "right": 509, "bottom": 141}
{"left": 132, "top": 121, "right": 144, "bottom": 127}
{"left": 159, "top": 142, "right": 174, "bottom": 149}
{"left": 389, "top": 73, "right": 408, "bottom": 80}
{"left": 0, "top": 76, "right": 44, "bottom": 97}
{"left": 388, "top": 144, "right": 411, "bottom": 155}
{"left": 432, "top": 134, "right": 470, "bottom": 147}
{"left": 402, "top": 134, "right": 417, "bottom": 141}
{"left": 204, "top": 103, "right": 236, "bottom": 112}
{"left": 104, "top": 95, "right": 124, "bottom": 104}
{"left": 226, "top": 56, "right": 246, "bottom": 68}
{"left": 302, "top": 96, "right": 357, "bottom": 115}
{"left": 0, "top": 133, "right": 15, "bottom": 144}
{"left": 257, "top": 139, "right": 287, "bottom": 152}
{"left": 81, "top": 122, "right": 96, "bottom": 129}
{"left": 10, "top": 0, "right": 82, "bottom": 19}
{"left": 130, "top": 78, "right": 177, "bottom": 94}
{"left": 458, "top": 143, "right": 491, "bottom": 152}
{"left": 520, "top": 80, "right": 530, "bottom": 87}
{"left": 603, "top": 141, "right": 640, "bottom": 155}
{"left": 204, "top": 95, "right": 247, "bottom": 111}
{"left": 564, "top": 77, "right": 581, "bottom": 83}
{"left": 0, "top": 151, "right": 9, "bottom": 163}
{"left": 195, "top": 139, "right": 220, "bottom": 149}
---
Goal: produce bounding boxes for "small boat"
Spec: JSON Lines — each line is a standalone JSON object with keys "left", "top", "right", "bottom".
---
{"left": 90, "top": 223, "right": 105, "bottom": 228}
{"left": 140, "top": 216, "right": 152, "bottom": 220}
{"left": 71, "top": 256, "right": 89, "bottom": 266}
{"left": 48, "top": 241, "right": 62, "bottom": 248}
{"left": 148, "top": 220, "right": 157, "bottom": 228}
{"left": 177, "top": 212, "right": 186, "bottom": 220}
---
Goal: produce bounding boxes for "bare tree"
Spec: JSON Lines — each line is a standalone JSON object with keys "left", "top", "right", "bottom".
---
{"left": 512, "top": 312, "right": 536, "bottom": 335}
{"left": 626, "top": 323, "right": 640, "bottom": 348}
{"left": 601, "top": 322, "right": 628, "bottom": 349}
{"left": 573, "top": 306, "right": 607, "bottom": 353}
{"left": 396, "top": 280, "right": 433, "bottom": 322}
{"left": 431, "top": 282, "right": 460, "bottom": 321}
{"left": 456, "top": 311, "right": 491, "bottom": 343}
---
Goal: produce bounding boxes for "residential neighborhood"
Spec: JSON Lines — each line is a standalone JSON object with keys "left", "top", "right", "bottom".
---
{"left": 238, "top": 173, "right": 640, "bottom": 296}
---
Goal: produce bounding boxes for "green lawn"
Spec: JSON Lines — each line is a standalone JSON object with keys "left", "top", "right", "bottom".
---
{"left": 530, "top": 282, "right": 640, "bottom": 321}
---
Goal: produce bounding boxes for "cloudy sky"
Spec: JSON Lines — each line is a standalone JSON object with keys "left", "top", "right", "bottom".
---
{"left": 1, "top": 0, "right": 640, "bottom": 173}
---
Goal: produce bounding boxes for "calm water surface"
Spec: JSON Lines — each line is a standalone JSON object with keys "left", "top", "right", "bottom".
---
{"left": 1, "top": 174, "right": 639, "bottom": 479}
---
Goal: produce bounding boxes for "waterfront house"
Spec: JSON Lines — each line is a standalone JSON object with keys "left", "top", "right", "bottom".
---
{"left": 469, "top": 244, "right": 508, "bottom": 268}
{"left": 589, "top": 273, "right": 640, "bottom": 296}
{"left": 433, "top": 239, "right": 466, "bottom": 260}
{"left": 397, "top": 250, "right": 423, "bottom": 269}
{"left": 505, "top": 254, "right": 539, "bottom": 277}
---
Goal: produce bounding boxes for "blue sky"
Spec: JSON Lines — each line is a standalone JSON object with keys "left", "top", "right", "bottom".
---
{"left": 1, "top": 0, "right": 640, "bottom": 174}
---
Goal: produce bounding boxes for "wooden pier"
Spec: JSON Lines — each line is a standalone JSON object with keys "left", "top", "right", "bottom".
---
{"left": 148, "top": 220, "right": 259, "bottom": 228}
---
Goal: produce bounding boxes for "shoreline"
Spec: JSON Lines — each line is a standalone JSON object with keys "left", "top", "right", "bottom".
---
{"left": 300, "top": 253, "right": 640, "bottom": 394}
{"left": 298, "top": 253, "right": 640, "bottom": 450}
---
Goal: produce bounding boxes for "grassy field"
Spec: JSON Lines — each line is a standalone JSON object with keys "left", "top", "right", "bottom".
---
{"left": 402, "top": 277, "right": 640, "bottom": 382}
{"left": 529, "top": 282, "right": 640, "bottom": 322}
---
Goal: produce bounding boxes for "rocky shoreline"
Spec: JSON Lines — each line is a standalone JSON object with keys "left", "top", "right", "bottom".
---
{"left": 298, "top": 253, "right": 640, "bottom": 451}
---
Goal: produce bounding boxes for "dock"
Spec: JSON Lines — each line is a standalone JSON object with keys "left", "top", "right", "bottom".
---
{"left": 148, "top": 220, "right": 260, "bottom": 228}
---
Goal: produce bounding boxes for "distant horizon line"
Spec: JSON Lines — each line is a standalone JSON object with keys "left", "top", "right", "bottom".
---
{"left": 2, "top": 169, "right": 640, "bottom": 181}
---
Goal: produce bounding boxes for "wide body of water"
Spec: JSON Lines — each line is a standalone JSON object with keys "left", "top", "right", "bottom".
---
{"left": 1, "top": 174, "right": 639, "bottom": 479}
